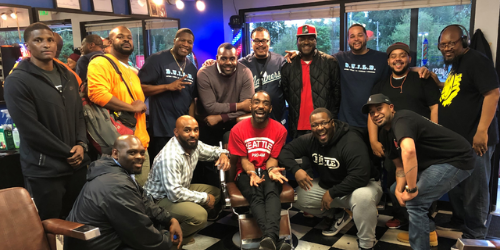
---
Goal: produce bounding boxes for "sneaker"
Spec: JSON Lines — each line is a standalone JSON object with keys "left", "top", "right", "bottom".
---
{"left": 436, "top": 220, "right": 463, "bottom": 231}
{"left": 322, "top": 210, "right": 352, "bottom": 236}
{"left": 277, "top": 240, "right": 292, "bottom": 250}
{"left": 357, "top": 239, "right": 377, "bottom": 250}
{"left": 385, "top": 218, "right": 408, "bottom": 229}
{"left": 303, "top": 211, "right": 314, "bottom": 218}
{"left": 259, "top": 237, "right": 276, "bottom": 250}
{"left": 397, "top": 230, "right": 438, "bottom": 247}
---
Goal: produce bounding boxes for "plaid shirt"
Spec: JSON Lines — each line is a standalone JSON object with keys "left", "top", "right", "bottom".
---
{"left": 144, "top": 137, "right": 228, "bottom": 204}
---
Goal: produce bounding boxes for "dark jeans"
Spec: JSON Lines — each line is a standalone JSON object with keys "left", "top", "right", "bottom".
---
{"left": 149, "top": 136, "right": 172, "bottom": 167}
{"left": 237, "top": 171, "right": 283, "bottom": 242}
{"left": 24, "top": 166, "right": 87, "bottom": 220}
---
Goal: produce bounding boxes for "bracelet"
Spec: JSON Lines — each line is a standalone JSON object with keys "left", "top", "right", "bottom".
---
{"left": 247, "top": 170, "right": 256, "bottom": 175}
{"left": 267, "top": 167, "right": 276, "bottom": 172}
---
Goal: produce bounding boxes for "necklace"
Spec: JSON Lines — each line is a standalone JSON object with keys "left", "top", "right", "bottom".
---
{"left": 171, "top": 49, "right": 186, "bottom": 75}
{"left": 390, "top": 72, "right": 408, "bottom": 93}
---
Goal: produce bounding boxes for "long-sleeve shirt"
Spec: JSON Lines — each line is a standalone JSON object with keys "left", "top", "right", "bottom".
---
{"left": 196, "top": 63, "right": 255, "bottom": 122}
{"left": 144, "top": 137, "right": 229, "bottom": 203}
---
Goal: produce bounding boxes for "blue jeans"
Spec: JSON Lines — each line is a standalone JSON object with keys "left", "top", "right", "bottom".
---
{"left": 405, "top": 163, "right": 472, "bottom": 250}
{"left": 448, "top": 145, "right": 495, "bottom": 239}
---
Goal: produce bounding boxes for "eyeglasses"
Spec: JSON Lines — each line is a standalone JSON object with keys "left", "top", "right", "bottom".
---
{"left": 252, "top": 39, "right": 269, "bottom": 45}
{"left": 438, "top": 38, "right": 462, "bottom": 50}
{"left": 311, "top": 119, "right": 332, "bottom": 129}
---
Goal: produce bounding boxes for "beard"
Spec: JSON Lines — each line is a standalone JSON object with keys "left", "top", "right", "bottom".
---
{"left": 348, "top": 40, "right": 367, "bottom": 53}
{"left": 178, "top": 136, "right": 198, "bottom": 151}
{"left": 113, "top": 42, "right": 134, "bottom": 56}
{"left": 391, "top": 63, "right": 410, "bottom": 76}
{"left": 445, "top": 53, "right": 465, "bottom": 73}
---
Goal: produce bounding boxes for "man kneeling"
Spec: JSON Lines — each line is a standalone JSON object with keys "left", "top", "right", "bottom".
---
{"left": 279, "top": 108, "right": 382, "bottom": 250}
{"left": 228, "top": 91, "right": 291, "bottom": 250}
{"left": 66, "top": 135, "right": 182, "bottom": 250}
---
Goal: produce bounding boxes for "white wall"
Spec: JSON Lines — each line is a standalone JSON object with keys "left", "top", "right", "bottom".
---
{"left": 474, "top": 0, "right": 500, "bottom": 64}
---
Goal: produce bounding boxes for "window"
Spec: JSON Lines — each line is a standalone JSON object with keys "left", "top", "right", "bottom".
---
{"left": 52, "top": 26, "right": 74, "bottom": 63}
{"left": 418, "top": 4, "right": 471, "bottom": 81}
{"left": 347, "top": 9, "right": 411, "bottom": 53}
{"left": 0, "top": 31, "right": 23, "bottom": 46}
{"left": 146, "top": 19, "right": 178, "bottom": 55}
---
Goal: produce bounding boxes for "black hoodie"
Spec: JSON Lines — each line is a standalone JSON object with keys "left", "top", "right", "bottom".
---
{"left": 278, "top": 120, "right": 378, "bottom": 199}
{"left": 65, "top": 156, "right": 173, "bottom": 250}
{"left": 4, "top": 58, "right": 87, "bottom": 177}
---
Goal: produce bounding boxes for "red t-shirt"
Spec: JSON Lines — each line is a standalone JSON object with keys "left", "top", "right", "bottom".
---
{"left": 297, "top": 60, "right": 314, "bottom": 130}
{"left": 228, "top": 118, "right": 288, "bottom": 178}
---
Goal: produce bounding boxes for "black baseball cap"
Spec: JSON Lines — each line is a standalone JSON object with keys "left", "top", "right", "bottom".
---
{"left": 361, "top": 94, "right": 393, "bottom": 114}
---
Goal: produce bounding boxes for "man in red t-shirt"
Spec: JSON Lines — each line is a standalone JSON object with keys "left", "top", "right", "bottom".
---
{"left": 228, "top": 91, "right": 290, "bottom": 250}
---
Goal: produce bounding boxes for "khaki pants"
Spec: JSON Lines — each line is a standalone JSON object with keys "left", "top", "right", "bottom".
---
{"left": 158, "top": 184, "right": 220, "bottom": 245}
{"left": 135, "top": 151, "right": 150, "bottom": 187}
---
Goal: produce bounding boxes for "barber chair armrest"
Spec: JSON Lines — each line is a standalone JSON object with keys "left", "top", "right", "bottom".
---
{"left": 236, "top": 113, "right": 252, "bottom": 123}
{"left": 280, "top": 182, "right": 296, "bottom": 203}
{"left": 220, "top": 169, "right": 231, "bottom": 208}
{"left": 42, "top": 219, "right": 100, "bottom": 241}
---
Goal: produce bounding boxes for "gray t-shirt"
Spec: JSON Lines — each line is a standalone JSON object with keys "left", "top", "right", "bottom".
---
{"left": 39, "top": 66, "right": 63, "bottom": 92}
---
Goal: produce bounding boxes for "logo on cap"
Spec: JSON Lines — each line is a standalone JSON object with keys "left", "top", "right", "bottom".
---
{"left": 369, "top": 97, "right": 372, "bottom": 101}
{"left": 303, "top": 26, "right": 309, "bottom": 34}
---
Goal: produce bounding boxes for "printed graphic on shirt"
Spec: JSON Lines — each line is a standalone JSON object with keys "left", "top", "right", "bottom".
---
{"left": 244, "top": 137, "right": 275, "bottom": 158}
{"left": 165, "top": 69, "right": 194, "bottom": 83}
{"left": 343, "top": 62, "right": 377, "bottom": 73}
{"left": 312, "top": 153, "right": 340, "bottom": 169}
{"left": 253, "top": 71, "right": 281, "bottom": 89}
{"left": 440, "top": 73, "right": 462, "bottom": 107}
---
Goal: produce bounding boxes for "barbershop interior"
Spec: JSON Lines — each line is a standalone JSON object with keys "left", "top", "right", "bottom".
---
{"left": 1, "top": 0, "right": 500, "bottom": 250}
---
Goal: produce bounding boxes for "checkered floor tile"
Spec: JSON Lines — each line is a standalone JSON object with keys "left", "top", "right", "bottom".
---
{"left": 187, "top": 204, "right": 500, "bottom": 250}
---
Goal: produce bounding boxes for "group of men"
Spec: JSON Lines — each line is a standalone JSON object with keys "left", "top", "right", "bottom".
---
{"left": 3, "top": 18, "right": 499, "bottom": 250}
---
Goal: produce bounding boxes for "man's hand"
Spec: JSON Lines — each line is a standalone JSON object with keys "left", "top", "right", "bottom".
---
{"left": 166, "top": 75, "right": 191, "bottom": 91}
{"left": 205, "top": 115, "right": 222, "bottom": 126}
{"left": 416, "top": 67, "right": 431, "bottom": 79}
{"left": 67, "top": 145, "right": 84, "bottom": 168}
{"left": 237, "top": 99, "right": 252, "bottom": 112}
{"left": 370, "top": 141, "right": 385, "bottom": 158}
{"left": 321, "top": 190, "right": 333, "bottom": 211}
{"left": 401, "top": 189, "right": 418, "bottom": 203}
{"left": 295, "top": 169, "right": 313, "bottom": 191}
{"left": 131, "top": 100, "right": 147, "bottom": 113}
{"left": 202, "top": 59, "right": 216, "bottom": 68}
{"left": 284, "top": 50, "right": 298, "bottom": 63}
{"left": 169, "top": 218, "right": 183, "bottom": 249}
{"left": 472, "top": 130, "right": 488, "bottom": 156}
{"left": 205, "top": 193, "right": 216, "bottom": 210}
{"left": 268, "top": 167, "right": 288, "bottom": 184}
{"left": 249, "top": 172, "right": 265, "bottom": 187}
{"left": 395, "top": 189, "right": 406, "bottom": 207}
{"left": 215, "top": 153, "right": 230, "bottom": 171}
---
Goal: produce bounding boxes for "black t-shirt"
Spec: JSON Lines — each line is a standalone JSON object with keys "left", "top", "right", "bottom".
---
{"left": 334, "top": 49, "right": 390, "bottom": 127}
{"left": 372, "top": 71, "right": 440, "bottom": 118}
{"left": 39, "top": 66, "right": 63, "bottom": 92}
{"left": 438, "top": 49, "right": 500, "bottom": 145}
{"left": 382, "top": 110, "right": 474, "bottom": 171}
{"left": 138, "top": 50, "right": 198, "bottom": 138}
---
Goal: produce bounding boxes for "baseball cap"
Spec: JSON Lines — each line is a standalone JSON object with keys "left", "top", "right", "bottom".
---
{"left": 386, "top": 42, "right": 410, "bottom": 57}
{"left": 361, "top": 93, "right": 393, "bottom": 114}
{"left": 297, "top": 25, "right": 317, "bottom": 37}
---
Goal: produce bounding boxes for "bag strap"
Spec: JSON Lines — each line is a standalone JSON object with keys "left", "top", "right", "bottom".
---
{"left": 90, "top": 54, "right": 136, "bottom": 101}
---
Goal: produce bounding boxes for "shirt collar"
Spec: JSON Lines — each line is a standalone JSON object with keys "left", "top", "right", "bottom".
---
{"left": 173, "top": 136, "right": 191, "bottom": 156}
{"left": 113, "top": 158, "right": 136, "bottom": 181}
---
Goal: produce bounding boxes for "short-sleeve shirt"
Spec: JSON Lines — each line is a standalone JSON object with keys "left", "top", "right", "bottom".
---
{"left": 334, "top": 49, "right": 390, "bottom": 127}
{"left": 228, "top": 118, "right": 288, "bottom": 178}
{"left": 371, "top": 71, "right": 440, "bottom": 118}
{"left": 382, "top": 110, "right": 473, "bottom": 171}
{"left": 438, "top": 49, "right": 500, "bottom": 145}
{"left": 138, "top": 50, "right": 197, "bottom": 138}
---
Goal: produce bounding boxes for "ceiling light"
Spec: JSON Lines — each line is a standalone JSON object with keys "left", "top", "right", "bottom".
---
{"left": 1, "top": 14, "right": 6, "bottom": 20}
{"left": 196, "top": 0, "right": 205, "bottom": 11}
{"left": 152, "top": 0, "right": 163, "bottom": 5}
{"left": 176, "top": 0, "right": 184, "bottom": 9}
{"left": 10, "top": 12, "right": 16, "bottom": 19}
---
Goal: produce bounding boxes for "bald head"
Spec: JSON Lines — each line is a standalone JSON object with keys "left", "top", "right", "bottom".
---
{"left": 109, "top": 26, "right": 131, "bottom": 40}
{"left": 108, "top": 26, "right": 134, "bottom": 57}
{"left": 176, "top": 115, "right": 198, "bottom": 130}
{"left": 53, "top": 33, "right": 63, "bottom": 58}
{"left": 439, "top": 25, "right": 467, "bottom": 65}
{"left": 112, "top": 135, "right": 145, "bottom": 174}
{"left": 174, "top": 115, "right": 199, "bottom": 152}
{"left": 113, "top": 135, "right": 141, "bottom": 151}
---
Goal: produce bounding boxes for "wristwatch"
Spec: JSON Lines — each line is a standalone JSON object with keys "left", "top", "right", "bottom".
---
{"left": 405, "top": 185, "right": 418, "bottom": 193}
{"left": 77, "top": 142, "right": 88, "bottom": 153}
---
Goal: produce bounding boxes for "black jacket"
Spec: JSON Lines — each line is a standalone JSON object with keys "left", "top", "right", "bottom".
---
{"left": 76, "top": 50, "right": 104, "bottom": 81}
{"left": 281, "top": 50, "right": 340, "bottom": 138}
{"left": 65, "top": 156, "right": 173, "bottom": 250}
{"left": 4, "top": 59, "right": 87, "bottom": 177}
{"left": 278, "top": 120, "right": 378, "bottom": 199}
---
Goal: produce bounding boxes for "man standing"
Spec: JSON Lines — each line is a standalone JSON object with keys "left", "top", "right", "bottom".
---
{"left": 66, "top": 135, "right": 183, "bottom": 250}
{"left": 239, "top": 27, "right": 286, "bottom": 122}
{"left": 228, "top": 91, "right": 290, "bottom": 250}
{"left": 281, "top": 24, "right": 340, "bottom": 139}
{"left": 364, "top": 94, "right": 473, "bottom": 250}
{"left": 144, "top": 115, "right": 230, "bottom": 246}
{"left": 436, "top": 25, "right": 500, "bottom": 242}
{"left": 87, "top": 26, "right": 150, "bottom": 186}
{"left": 140, "top": 28, "right": 197, "bottom": 163}
{"left": 4, "top": 22, "right": 88, "bottom": 220}
{"left": 197, "top": 43, "right": 254, "bottom": 146}
{"left": 279, "top": 108, "right": 382, "bottom": 250}
{"left": 76, "top": 34, "right": 104, "bottom": 81}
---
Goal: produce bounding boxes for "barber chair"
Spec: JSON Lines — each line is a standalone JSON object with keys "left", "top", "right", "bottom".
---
{"left": 0, "top": 187, "right": 100, "bottom": 250}
{"left": 220, "top": 163, "right": 296, "bottom": 249}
